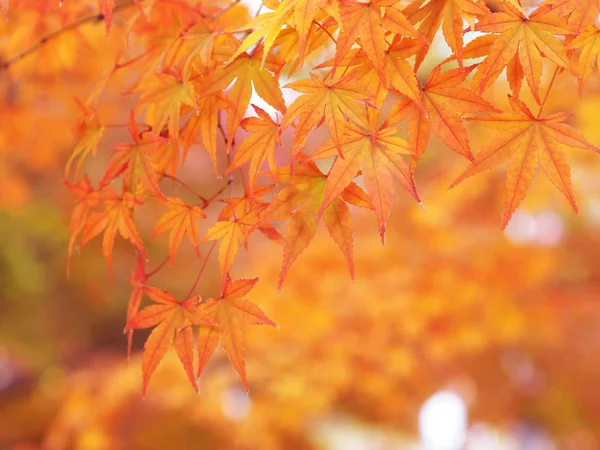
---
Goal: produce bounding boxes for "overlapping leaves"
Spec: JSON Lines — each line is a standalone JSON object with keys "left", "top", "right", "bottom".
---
{"left": 56, "top": 0, "right": 600, "bottom": 395}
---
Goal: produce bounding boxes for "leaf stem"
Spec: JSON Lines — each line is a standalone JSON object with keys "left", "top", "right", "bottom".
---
{"left": 185, "top": 241, "right": 217, "bottom": 300}
{"left": 537, "top": 65, "right": 562, "bottom": 119}
{"left": 160, "top": 172, "right": 209, "bottom": 203}
{"left": 218, "top": 113, "right": 240, "bottom": 194}
{"left": 145, "top": 256, "right": 169, "bottom": 278}
{"left": 201, "top": 179, "right": 234, "bottom": 208}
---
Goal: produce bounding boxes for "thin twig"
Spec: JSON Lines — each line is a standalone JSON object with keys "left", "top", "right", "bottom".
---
{"left": 201, "top": 179, "right": 234, "bottom": 208}
{"left": 160, "top": 172, "right": 209, "bottom": 203}
{"left": 184, "top": 241, "right": 217, "bottom": 300}
{"left": 1, "top": 1, "right": 135, "bottom": 71}
{"left": 217, "top": 120, "right": 229, "bottom": 146}
{"left": 145, "top": 256, "right": 169, "bottom": 278}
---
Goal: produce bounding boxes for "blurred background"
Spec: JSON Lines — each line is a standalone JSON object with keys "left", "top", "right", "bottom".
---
{"left": 2, "top": 0, "right": 600, "bottom": 449}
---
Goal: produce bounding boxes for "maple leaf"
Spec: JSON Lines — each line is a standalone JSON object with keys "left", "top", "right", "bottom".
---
{"left": 126, "top": 286, "right": 215, "bottom": 394}
{"left": 201, "top": 44, "right": 286, "bottom": 152}
{"left": 450, "top": 96, "right": 599, "bottom": 228}
{"left": 202, "top": 190, "right": 282, "bottom": 287}
{"left": 403, "top": 0, "right": 490, "bottom": 69}
{"left": 101, "top": 111, "right": 169, "bottom": 199}
{"left": 385, "top": 64, "right": 498, "bottom": 161}
{"left": 153, "top": 137, "right": 180, "bottom": 178}
{"left": 99, "top": 0, "right": 116, "bottom": 34}
{"left": 315, "top": 38, "right": 423, "bottom": 107}
{"left": 326, "top": 0, "right": 422, "bottom": 77}
{"left": 197, "top": 277, "right": 277, "bottom": 393}
{"left": 99, "top": 0, "right": 143, "bottom": 34}
{"left": 258, "top": 158, "right": 372, "bottom": 287}
{"left": 224, "top": 105, "right": 281, "bottom": 193}
{"left": 138, "top": 68, "right": 197, "bottom": 140}
{"left": 65, "top": 97, "right": 105, "bottom": 179}
{"left": 231, "top": 0, "right": 295, "bottom": 68}
{"left": 541, "top": 0, "right": 600, "bottom": 34}
{"left": 79, "top": 187, "right": 147, "bottom": 278}
{"left": 294, "top": 0, "right": 342, "bottom": 62}
{"left": 282, "top": 71, "right": 371, "bottom": 158}
{"left": 470, "top": 3, "right": 572, "bottom": 103}
{"left": 271, "top": 18, "right": 337, "bottom": 76}
{"left": 181, "top": 87, "right": 233, "bottom": 173}
{"left": 232, "top": 0, "right": 341, "bottom": 69}
{"left": 568, "top": 27, "right": 600, "bottom": 91}
{"left": 150, "top": 197, "right": 207, "bottom": 266}
{"left": 309, "top": 111, "right": 420, "bottom": 241}
{"left": 180, "top": 18, "right": 216, "bottom": 73}
{"left": 65, "top": 176, "right": 96, "bottom": 277}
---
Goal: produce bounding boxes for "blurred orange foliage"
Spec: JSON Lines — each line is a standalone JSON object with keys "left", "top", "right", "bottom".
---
{"left": 2, "top": 0, "right": 600, "bottom": 448}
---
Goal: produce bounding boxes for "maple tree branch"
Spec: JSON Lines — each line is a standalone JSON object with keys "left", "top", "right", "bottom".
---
{"left": 201, "top": 179, "right": 234, "bottom": 208}
{"left": 160, "top": 172, "right": 209, "bottom": 203}
{"left": 217, "top": 113, "right": 238, "bottom": 195}
{"left": 0, "top": 1, "right": 135, "bottom": 71}
{"left": 217, "top": 120, "right": 228, "bottom": 146}
{"left": 184, "top": 241, "right": 217, "bottom": 300}
{"left": 145, "top": 256, "right": 169, "bottom": 278}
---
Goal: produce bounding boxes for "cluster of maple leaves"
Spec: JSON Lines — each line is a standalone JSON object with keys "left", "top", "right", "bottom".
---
{"left": 52, "top": 0, "right": 600, "bottom": 394}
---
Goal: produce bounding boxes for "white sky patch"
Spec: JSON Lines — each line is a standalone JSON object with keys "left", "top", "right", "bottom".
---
{"left": 241, "top": 0, "right": 265, "bottom": 18}
{"left": 465, "top": 423, "right": 520, "bottom": 450}
{"left": 221, "top": 386, "right": 252, "bottom": 421}
{"left": 504, "top": 210, "right": 565, "bottom": 246}
{"left": 419, "top": 390, "right": 468, "bottom": 450}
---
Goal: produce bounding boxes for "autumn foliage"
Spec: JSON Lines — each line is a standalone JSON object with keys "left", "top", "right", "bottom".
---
{"left": 2, "top": 0, "right": 600, "bottom": 396}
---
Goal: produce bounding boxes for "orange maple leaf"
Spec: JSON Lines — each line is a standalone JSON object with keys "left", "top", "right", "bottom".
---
{"left": 181, "top": 87, "right": 232, "bottom": 173}
{"left": 541, "top": 0, "right": 599, "bottom": 34}
{"left": 101, "top": 111, "right": 168, "bottom": 199}
{"left": 231, "top": 0, "right": 295, "bottom": 68}
{"left": 224, "top": 105, "right": 281, "bottom": 193}
{"left": 327, "top": 0, "right": 422, "bottom": 77}
{"left": 126, "top": 286, "right": 216, "bottom": 394}
{"left": 65, "top": 176, "right": 97, "bottom": 277}
{"left": 470, "top": 3, "right": 572, "bottom": 103}
{"left": 403, "top": 0, "right": 490, "bottom": 69}
{"left": 451, "top": 96, "right": 599, "bottom": 228}
{"left": 202, "top": 190, "right": 282, "bottom": 287}
{"left": 65, "top": 97, "right": 105, "bottom": 179}
{"left": 568, "top": 27, "right": 600, "bottom": 91}
{"left": 282, "top": 71, "right": 371, "bottom": 158}
{"left": 309, "top": 111, "right": 420, "bottom": 241}
{"left": 78, "top": 187, "right": 147, "bottom": 278}
{"left": 258, "top": 158, "right": 372, "bottom": 287}
{"left": 231, "top": 0, "right": 341, "bottom": 69}
{"left": 201, "top": 44, "right": 286, "bottom": 152}
{"left": 271, "top": 17, "right": 339, "bottom": 76}
{"left": 385, "top": 64, "right": 497, "bottom": 161}
{"left": 315, "top": 37, "right": 423, "bottom": 107}
{"left": 138, "top": 68, "right": 197, "bottom": 140}
{"left": 180, "top": 18, "right": 216, "bottom": 72}
{"left": 150, "top": 197, "right": 207, "bottom": 266}
{"left": 99, "top": 0, "right": 116, "bottom": 34}
{"left": 197, "top": 277, "right": 277, "bottom": 393}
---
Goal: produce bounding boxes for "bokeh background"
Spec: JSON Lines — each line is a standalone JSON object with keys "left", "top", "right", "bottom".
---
{"left": 2, "top": 0, "right": 600, "bottom": 449}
